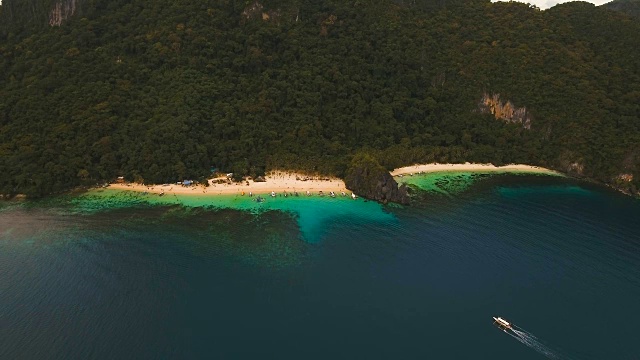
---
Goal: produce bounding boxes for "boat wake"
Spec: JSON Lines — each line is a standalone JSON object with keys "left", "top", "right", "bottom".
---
{"left": 509, "top": 327, "right": 562, "bottom": 359}
{"left": 495, "top": 318, "right": 575, "bottom": 359}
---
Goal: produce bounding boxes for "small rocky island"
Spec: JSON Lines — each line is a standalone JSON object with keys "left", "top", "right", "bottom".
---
{"left": 344, "top": 153, "right": 409, "bottom": 205}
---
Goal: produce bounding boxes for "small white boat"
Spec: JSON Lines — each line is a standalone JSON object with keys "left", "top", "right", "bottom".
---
{"left": 271, "top": 191, "right": 276, "bottom": 197}
{"left": 492, "top": 317, "right": 513, "bottom": 331}
{"left": 351, "top": 193, "right": 357, "bottom": 200}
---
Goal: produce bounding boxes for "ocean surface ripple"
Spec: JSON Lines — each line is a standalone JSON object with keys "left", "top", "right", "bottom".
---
{"left": 1, "top": 175, "right": 639, "bottom": 359}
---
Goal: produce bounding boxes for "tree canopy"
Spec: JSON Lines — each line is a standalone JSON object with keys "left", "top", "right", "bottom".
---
{"left": 0, "top": 0, "right": 638, "bottom": 197}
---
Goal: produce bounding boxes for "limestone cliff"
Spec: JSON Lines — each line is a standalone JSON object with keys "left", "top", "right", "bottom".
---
{"left": 49, "top": 0, "right": 77, "bottom": 26}
{"left": 0, "top": 0, "right": 84, "bottom": 26}
{"left": 344, "top": 153, "right": 410, "bottom": 205}
{"left": 479, "top": 93, "right": 532, "bottom": 129}
{"left": 1, "top": 0, "right": 54, "bottom": 25}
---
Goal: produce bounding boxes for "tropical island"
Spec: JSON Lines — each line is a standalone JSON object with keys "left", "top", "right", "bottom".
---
{"left": 0, "top": 0, "right": 638, "bottom": 200}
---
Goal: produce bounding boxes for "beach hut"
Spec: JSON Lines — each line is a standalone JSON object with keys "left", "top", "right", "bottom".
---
{"left": 116, "top": 176, "right": 125, "bottom": 183}
{"left": 183, "top": 180, "right": 193, "bottom": 186}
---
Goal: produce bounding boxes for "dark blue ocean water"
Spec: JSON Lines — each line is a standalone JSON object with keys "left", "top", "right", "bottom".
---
{"left": 1, "top": 176, "right": 639, "bottom": 359}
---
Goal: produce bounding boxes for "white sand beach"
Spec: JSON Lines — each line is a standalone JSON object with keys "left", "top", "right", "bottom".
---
{"left": 107, "top": 171, "right": 350, "bottom": 197}
{"left": 105, "top": 164, "right": 560, "bottom": 198}
{"left": 391, "top": 163, "right": 561, "bottom": 177}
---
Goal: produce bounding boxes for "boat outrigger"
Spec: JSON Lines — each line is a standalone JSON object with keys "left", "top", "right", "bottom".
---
{"left": 492, "top": 317, "right": 513, "bottom": 332}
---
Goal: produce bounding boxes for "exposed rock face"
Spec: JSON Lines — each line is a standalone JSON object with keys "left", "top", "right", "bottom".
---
{"left": 557, "top": 150, "right": 585, "bottom": 176}
{"left": 320, "top": 14, "right": 338, "bottom": 36}
{"left": 0, "top": 194, "right": 27, "bottom": 200}
{"left": 49, "top": 0, "right": 78, "bottom": 26}
{"left": 344, "top": 154, "right": 410, "bottom": 205}
{"left": 242, "top": 0, "right": 264, "bottom": 20}
{"left": 479, "top": 93, "right": 532, "bottom": 129}
{"left": 241, "top": 0, "right": 288, "bottom": 22}
{"left": 617, "top": 173, "right": 634, "bottom": 182}
{"left": 568, "top": 162, "right": 584, "bottom": 175}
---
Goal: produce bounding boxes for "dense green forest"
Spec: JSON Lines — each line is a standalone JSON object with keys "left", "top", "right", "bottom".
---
{"left": 0, "top": 0, "right": 639, "bottom": 197}
{"left": 605, "top": 0, "right": 640, "bottom": 18}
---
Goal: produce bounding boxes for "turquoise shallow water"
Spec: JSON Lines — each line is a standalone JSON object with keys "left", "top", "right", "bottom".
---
{"left": 1, "top": 174, "right": 639, "bottom": 359}
{"left": 68, "top": 189, "right": 396, "bottom": 243}
{"left": 397, "top": 170, "right": 564, "bottom": 195}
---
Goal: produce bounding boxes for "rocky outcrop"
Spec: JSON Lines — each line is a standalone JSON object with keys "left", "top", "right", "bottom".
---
{"left": 49, "top": 0, "right": 78, "bottom": 26}
{"left": 479, "top": 93, "right": 532, "bottom": 129}
{"left": 616, "top": 173, "right": 634, "bottom": 182}
{"left": 0, "top": 194, "right": 27, "bottom": 200}
{"left": 556, "top": 150, "right": 585, "bottom": 176}
{"left": 344, "top": 153, "right": 410, "bottom": 205}
{"left": 1, "top": 0, "right": 66, "bottom": 25}
{"left": 241, "top": 0, "right": 281, "bottom": 22}
{"left": 242, "top": 1, "right": 264, "bottom": 20}
{"left": 320, "top": 14, "right": 338, "bottom": 36}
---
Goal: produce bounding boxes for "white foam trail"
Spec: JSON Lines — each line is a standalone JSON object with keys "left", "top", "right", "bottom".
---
{"left": 509, "top": 328, "right": 565, "bottom": 359}
{"left": 513, "top": 324, "right": 529, "bottom": 332}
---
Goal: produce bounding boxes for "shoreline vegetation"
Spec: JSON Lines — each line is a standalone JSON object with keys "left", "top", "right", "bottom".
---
{"left": 102, "top": 163, "right": 562, "bottom": 200}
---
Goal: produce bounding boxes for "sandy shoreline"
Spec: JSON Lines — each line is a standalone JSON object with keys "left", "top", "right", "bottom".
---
{"left": 391, "top": 163, "right": 561, "bottom": 177}
{"left": 104, "top": 164, "right": 560, "bottom": 198}
{"left": 107, "top": 172, "right": 351, "bottom": 197}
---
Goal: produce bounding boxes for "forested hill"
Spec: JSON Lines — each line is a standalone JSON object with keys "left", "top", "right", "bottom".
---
{"left": 604, "top": 0, "right": 640, "bottom": 18}
{"left": 1, "top": 0, "right": 639, "bottom": 197}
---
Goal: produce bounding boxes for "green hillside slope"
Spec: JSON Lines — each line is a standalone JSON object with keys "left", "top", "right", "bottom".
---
{"left": 1, "top": 0, "right": 639, "bottom": 197}
{"left": 603, "top": 0, "right": 640, "bottom": 19}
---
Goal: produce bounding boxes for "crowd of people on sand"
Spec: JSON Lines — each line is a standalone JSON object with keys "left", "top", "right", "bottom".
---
{"left": 396, "top": 171, "right": 425, "bottom": 178}
{"left": 244, "top": 189, "right": 357, "bottom": 202}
